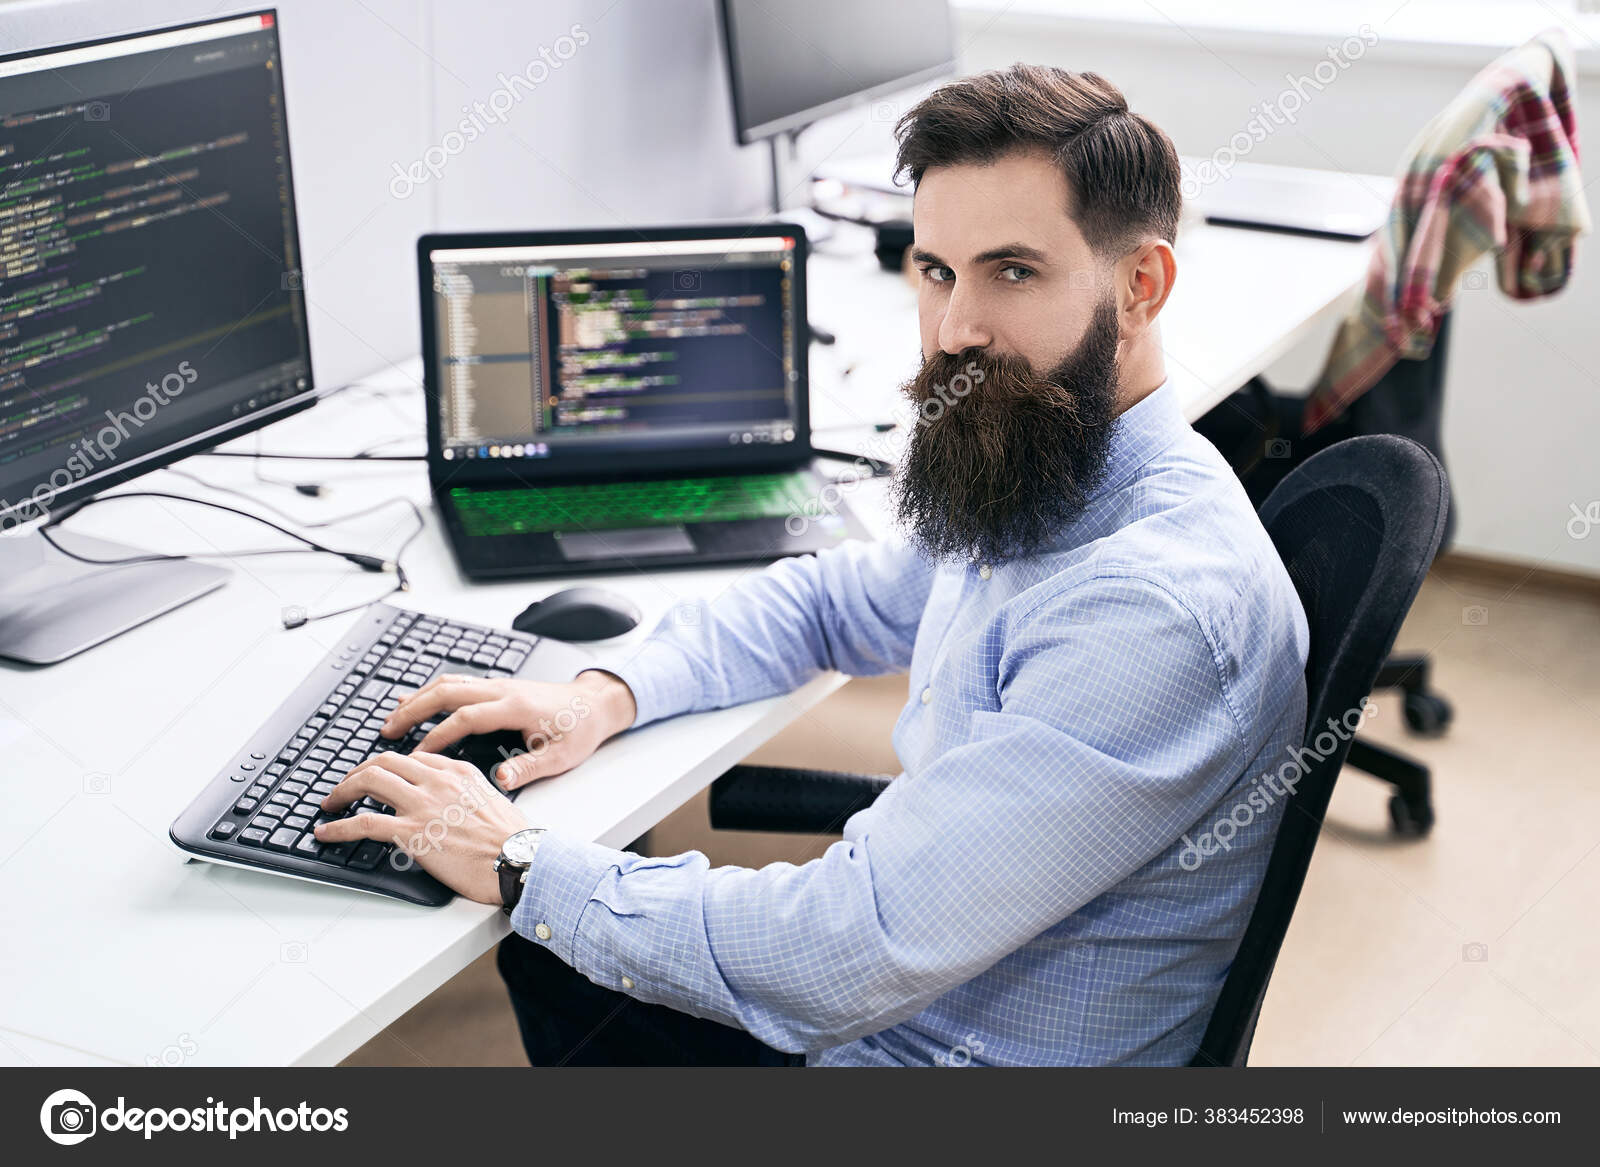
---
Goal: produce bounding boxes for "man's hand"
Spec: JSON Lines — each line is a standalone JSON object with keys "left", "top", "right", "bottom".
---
{"left": 382, "top": 669, "right": 637, "bottom": 790}
{"left": 314, "top": 751, "right": 527, "bottom": 905}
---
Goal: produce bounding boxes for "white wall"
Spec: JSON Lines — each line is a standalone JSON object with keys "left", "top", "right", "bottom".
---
{"left": 950, "top": 5, "right": 1600, "bottom": 575}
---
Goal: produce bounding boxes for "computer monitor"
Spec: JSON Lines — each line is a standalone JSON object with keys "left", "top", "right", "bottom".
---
{"left": 717, "top": 0, "right": 956, "bottom": 144}
{"left": 418, "top": 228, "right": 807, "bottom": 485}
{"left": 0, "top": 10, "right": 314, "bottom": 663}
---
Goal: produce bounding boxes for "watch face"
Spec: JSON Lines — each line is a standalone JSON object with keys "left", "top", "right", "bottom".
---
{"left": 501, "top": 828, "right": 545, "bottom": 866}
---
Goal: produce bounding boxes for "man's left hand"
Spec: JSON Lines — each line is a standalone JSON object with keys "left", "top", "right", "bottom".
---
{"left": 316, "top": 751, "right": 529, "bottom": 905}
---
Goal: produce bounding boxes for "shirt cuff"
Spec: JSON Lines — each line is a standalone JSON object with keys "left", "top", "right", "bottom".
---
{"left": 596, "top": 638, "right": 700, "bottom": 727}
{"left": 509, "top": 829, "right": 627, "bottom": 970}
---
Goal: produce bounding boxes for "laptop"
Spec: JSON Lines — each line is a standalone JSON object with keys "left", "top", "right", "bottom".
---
{"left": 1182, "top": 157, "right": 1395, "bottom": 240}
{"left": 417, "top": 224, "right": 869, "bottom": 579}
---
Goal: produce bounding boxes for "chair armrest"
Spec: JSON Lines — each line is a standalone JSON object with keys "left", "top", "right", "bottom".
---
{"left": 708, "top": 765, "right": 893, "bottom": 834}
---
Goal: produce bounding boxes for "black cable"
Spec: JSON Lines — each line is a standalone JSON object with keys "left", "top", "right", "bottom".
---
{"left": 160, "top": 466, "right": 418, "bottom": 531}
{"left": 38, "top": 490, "right": 425, "bottom": 628}
{"left": 198, "top": 450, "right": 424, "bottom": 461}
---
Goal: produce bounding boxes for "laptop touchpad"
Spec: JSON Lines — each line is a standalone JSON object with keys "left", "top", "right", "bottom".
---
{"left": 555, "top": 525, "right": 695, "bottom": 561}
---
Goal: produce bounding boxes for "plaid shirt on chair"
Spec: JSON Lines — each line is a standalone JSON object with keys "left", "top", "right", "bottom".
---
{"left": 1305, "top": 28, "right": 1592, "bottom": 433}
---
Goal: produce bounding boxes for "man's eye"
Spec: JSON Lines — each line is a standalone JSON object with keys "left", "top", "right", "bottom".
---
{"left": 919, "top": 264, "right": 954, "bottom": 283}
{"left": 1000, "top": 265, "right": 1035, "bottom": 283}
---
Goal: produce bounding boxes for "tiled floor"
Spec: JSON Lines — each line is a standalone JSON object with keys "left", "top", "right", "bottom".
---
{"left": 343, "top": 562, "right": 1600, "bottom": 1067}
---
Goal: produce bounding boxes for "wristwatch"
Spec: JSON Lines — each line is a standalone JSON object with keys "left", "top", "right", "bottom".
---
{"left": 493, "top": 828, "right": 547, "bottom": 915}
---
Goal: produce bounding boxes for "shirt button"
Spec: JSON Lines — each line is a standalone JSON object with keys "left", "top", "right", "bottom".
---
{"left": 533, "top": 923, "right": 552, "bottom": 941}
{"left": 620, "top": 975, "right": 635, "bottom": 991}
{"left": 978, "top": 563, "right": 992, "bottom": 579}
{"left": 920, "top": 687, "right": 932, "bottom": 705}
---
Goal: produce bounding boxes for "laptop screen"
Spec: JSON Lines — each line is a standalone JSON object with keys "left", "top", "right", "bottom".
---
{"left": 422, "top": 231, "right": 806, "bottom": 480}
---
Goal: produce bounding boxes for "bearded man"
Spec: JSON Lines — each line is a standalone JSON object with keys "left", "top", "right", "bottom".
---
{"left": 318, "top": 64, "right": 1309, "bottom": 1067}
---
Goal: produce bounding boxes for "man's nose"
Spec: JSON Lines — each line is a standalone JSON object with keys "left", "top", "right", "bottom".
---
{"left": 938, "top": 286, "right": 992, "bottom": 354}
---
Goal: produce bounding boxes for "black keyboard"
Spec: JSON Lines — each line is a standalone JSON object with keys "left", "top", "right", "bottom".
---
{"left": 170, "top": 603, "right": 591, "bottom": 906}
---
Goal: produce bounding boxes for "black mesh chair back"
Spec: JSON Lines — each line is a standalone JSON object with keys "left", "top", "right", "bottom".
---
{"left": 1191, "top": 435, "right": 1448, "bottom": 1065}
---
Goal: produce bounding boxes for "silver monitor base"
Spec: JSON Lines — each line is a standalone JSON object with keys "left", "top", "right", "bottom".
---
{"left": 0, "top": 529, "right": 230, "bottom": 665}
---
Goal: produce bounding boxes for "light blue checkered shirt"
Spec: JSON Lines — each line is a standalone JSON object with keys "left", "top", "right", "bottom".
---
{"left": 514, "top": 379, "right": 1309, "bottom": 1066}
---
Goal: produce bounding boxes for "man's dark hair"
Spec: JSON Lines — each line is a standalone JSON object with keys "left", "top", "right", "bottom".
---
{"left": 894, "top": 63, "right": 1182, "bottom": 258}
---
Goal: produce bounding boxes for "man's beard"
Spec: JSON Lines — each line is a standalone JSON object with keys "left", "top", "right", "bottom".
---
{"left": 895, "top": 299, "right": 1121, "bottom": 565}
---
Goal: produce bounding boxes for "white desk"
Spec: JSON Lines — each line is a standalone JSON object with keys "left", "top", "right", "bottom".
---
{"left": 0, "top": 216, "right": 1371, "bottom": 1066}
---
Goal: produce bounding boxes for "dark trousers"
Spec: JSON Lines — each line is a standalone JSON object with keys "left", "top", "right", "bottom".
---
{"left": 496, "top": 932, "right": 804, "bottom": 1066}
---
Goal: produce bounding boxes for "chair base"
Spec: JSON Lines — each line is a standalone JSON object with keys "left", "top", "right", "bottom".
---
{"left": 1345, "top": 738, "right": 1435, "bottom": 837}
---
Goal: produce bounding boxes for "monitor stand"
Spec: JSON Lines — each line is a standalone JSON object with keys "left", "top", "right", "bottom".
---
{"left": 0, "top": 528, "right": 230, "bottom": 665}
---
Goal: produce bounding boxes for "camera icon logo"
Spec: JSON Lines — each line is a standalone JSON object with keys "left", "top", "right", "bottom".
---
{"left": 280, "top": 940, "right": 308, "bottom": 963}
{"left": 870, "top": 100, "right": 898, "bottom": 123}
{"left": 83, "top": 101, "right": 110, "bottom": 122}
{"left": 1460, "top": 269, "right": 1490, "bottom": 291}
{"left": 1462, "top": 941, "right": 1489, "bottom": 962}
{"left": 1461, "top": 605, "right": 1489, "bottom": 626}
{"left": 40, "top": 1088, "right": 97, "bottom": 1145}
{"left": 671, "top": 270, "right": 701, "bottom": 292}
{"left": 1265, "top": 438, "right": 1293, "bottom": 460}
{"left": 83, "top": 772, "right": 111, "bottom": 795}
{"left": 281, "top": 270, "right": 304, "bottom": 292}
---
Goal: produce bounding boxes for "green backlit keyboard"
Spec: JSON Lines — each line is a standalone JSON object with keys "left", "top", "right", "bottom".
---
{"left": 450, "top": 471, "right": 817, "bottom": 537}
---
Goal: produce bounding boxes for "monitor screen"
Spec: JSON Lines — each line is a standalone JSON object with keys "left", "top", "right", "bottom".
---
{"left": 0, "top": 10, "right": 313, "bottom": 528}
{"left": 422, "top": 231, "right": 806, "bottom": 479}
{"left": 719, "top": 0, "right": 956, "bottom": 142}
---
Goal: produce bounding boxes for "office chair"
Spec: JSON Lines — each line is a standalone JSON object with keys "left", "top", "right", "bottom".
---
{"left": 709, "top": 436, "right": 1448, "bottom": 1066}
{"left": 1194, "top": 314, "right": 1457, "bottom": 836}
{"left": 1190, "top": 434, "right": 1447, "bottom": 1065}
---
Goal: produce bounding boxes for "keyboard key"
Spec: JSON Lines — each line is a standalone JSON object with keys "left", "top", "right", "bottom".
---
{"left": 245, "top": 783, "right": 269, "bottom": 799}
{"left": 280, "top": 780, "right": 309, "bottom": 796}
{"left": 267, "top": 792, "right": 296, "bottom": 809}
{"left": 318, "top": 841, "right": 354, "bottom": 865}
{"left": 266, "top": 827, "right": 301, "bottom": 852}
{"left": 283, "top": 814, "right": 312, "bottom": 831}
{"left": 210, "top": 821, "right": 238, "bottom": 840}
{"left": 347, "top": 841, "right": 388, "bottom": 870}
{"left": 293, "top": 833, "right": 324, "bottom": 859}
{"left": 238, "top": 827, "right": 270, "bottom": 847}
{"left": 496, "top": 649, "right": 527, "bottom": 672}
{"left": 234, "top": 796, "right": 259, "bottom": 814}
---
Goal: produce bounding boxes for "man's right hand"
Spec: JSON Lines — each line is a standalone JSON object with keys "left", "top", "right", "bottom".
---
{"left": 381, "top": 669, "right": 638, "bottom": 790}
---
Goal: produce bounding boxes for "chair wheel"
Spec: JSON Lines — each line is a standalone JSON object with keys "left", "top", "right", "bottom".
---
{"left": 1402, "top": 692, "right": 1453, "bottom": 737}
{"left": 1388, "top": 793, "right": 1434, "bottom": 838}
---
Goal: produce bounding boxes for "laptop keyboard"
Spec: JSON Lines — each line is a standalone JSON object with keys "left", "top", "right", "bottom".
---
{"left": 177, "top": 606, "right": 540, "bottom": 903}
{"left": 449, "top": 471, "right": 817, "bottom": 536}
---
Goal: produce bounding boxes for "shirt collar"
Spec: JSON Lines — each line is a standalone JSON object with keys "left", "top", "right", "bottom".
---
{"left": 1085, "top": 377, "right": 1186, "bottom": 506}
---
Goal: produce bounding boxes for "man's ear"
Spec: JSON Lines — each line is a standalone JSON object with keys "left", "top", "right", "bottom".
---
{"left": 1115, "top": 240, "right": 1176, "bottom": 336}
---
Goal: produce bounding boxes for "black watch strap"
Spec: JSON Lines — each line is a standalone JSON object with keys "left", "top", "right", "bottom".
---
{"left": 498, "top": 863, "right": 525, "bottom": 916}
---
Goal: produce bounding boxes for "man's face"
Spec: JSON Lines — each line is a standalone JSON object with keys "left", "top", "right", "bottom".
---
{"left": 911, "top": 149, "right": 1112, "bottom": 376}
{"left": 896, "top": 150, "right": 1124, "bottom": 564}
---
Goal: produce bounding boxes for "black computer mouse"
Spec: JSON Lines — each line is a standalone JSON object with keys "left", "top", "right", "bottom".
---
{"left": 512, "top": 587, "right": 642, "bottom": 642}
